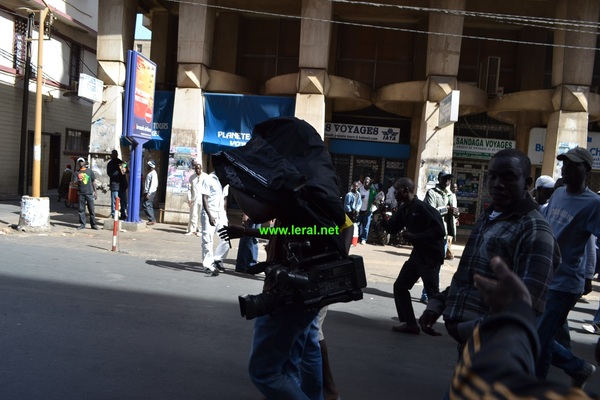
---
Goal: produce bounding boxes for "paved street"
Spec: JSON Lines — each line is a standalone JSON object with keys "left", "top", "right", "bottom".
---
{"left": 1, "top": 198, "right": 600, "bottom": 399}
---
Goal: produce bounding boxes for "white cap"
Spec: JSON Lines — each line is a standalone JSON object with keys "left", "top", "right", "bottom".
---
{"left": 535, "top": 175, "right": 555, "bottom": 189}
{"left": 76, "top": 157, "right": 85, "bottom": 163}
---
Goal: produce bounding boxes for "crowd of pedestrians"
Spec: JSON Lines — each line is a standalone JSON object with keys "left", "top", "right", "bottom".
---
{"left": 67, "top": 141, "right": 600, "bottom": 400}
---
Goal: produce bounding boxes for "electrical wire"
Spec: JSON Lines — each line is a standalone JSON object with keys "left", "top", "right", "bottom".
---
{"left": 167, "top": 0, "right": 600, "bottom": 51}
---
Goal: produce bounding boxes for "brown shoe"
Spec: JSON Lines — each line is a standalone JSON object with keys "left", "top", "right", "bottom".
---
{"left": 445, "top": 250, "right": 454, "bottom": 260}
{"left": 392, "top": 324, "right": 420, "bottom": 335}
{"left": 147, "top": 221, "right": 155, "bottom": 226}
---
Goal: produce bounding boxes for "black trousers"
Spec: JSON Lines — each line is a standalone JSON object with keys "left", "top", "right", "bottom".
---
{"left": 78, "top": 193, "right": 98, "bottom": 227}
{"left": 393, "top": 253, "right": 441, "bottom": 325}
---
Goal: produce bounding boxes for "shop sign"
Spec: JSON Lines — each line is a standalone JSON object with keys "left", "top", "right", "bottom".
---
{"left": 453, "top": 136, "right": 515, "bottom": 159}
{"left": 324, "top": 123, "right": 400, "bottom": 143}
{"left": 528, "top": 128, "right": 600, "bottom": 170}
{"left": 438, "top": 90, "right": 460, "bottom": 129}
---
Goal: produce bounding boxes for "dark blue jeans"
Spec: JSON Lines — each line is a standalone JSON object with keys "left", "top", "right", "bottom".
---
{"left": 249, "top": 309, "right": 322, "bottom": 400}
{"left": 536, "top": 289, "right": 584, "bottom": 378}
{"left": 236, "top": 221, "right": 260, "bottom": 271}
{"left": 357, "top": 211, "right": 372, "bottom": 242}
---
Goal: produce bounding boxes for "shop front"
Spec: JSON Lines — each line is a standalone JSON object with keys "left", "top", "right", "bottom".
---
{"left": 325, "top": 122, "right": 410, "bottom": 196}
{"left": 528, "top": 128, "right": 600, "bottom": 191}
{"left": 452, "top": 135, "right": 516, "bottom": 236}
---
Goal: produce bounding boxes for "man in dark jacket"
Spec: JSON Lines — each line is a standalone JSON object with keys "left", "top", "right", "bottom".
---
{"left": 106, "top": 150, "right": 122, "bottom": 218}
{"left": 384, "top": 177, "right": 445, "bottom": 334}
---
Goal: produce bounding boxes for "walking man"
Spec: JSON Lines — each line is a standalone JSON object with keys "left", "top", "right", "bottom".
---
{"left": 384, "top": 177, "right": 445, "bottom": 334}
{"left": 536, "top": 147, "right": 600, "bottom": 387}
{"left": 142, "top": 160, "right": 158, "bottom": 226}
{"left": 418, "top": 149, "right": 559, "bottom": 352}
{"left": 201, "top": 172, "right": 229, "bottom": 276}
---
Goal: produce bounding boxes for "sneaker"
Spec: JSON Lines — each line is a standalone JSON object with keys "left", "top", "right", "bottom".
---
{"left": 360, "top": 240, "right": 366, "bottom": 245}
{"left": 76, "top": 225, "right": 86, "bottom": 230}
{"left": 214, "top": 260, "right": 225, "bottom": 272}
{"left": 91, "top": 225, "right": 100, "bottom": 230}
{"left": 147, "top": 221, "right": 155, "bottom": 226}
{"left": 184, "top": 232, "right": 195, "bottom": 236}
{"left": 571, "top": 361, "right": 596, "bottom": 388}
{"left": 205, "top": 267, "right": 219, "bottom": 277}
{"left": 420, "top": 293, "right": 429, "bottom": 304}
{"left": 582, "top": 323, "right": 600, "bottom": 334}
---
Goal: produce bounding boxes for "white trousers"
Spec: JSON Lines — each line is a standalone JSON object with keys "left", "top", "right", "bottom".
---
{"left": 188, "top": 200, "right": 202, "bottom": 233}
{"left": 201, "top": 211, "right": 229, "bottom": 269}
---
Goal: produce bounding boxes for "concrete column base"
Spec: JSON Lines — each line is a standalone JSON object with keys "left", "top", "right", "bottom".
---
{"left": 102, "top": 219, "right": 148, "bottom": 232}
{"left": 18, "top": 196, "right": 51, "bottom": 232}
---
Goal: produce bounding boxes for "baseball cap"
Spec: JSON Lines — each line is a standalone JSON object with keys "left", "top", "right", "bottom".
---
{"left": 535, "top": 175, "right": 555, "bottom": 189}
{"left": 438, "top": 170, "right": 453, "bottom": 180}
{"left": 76, "top": 157, "right": 85, "bottom": 163}
{"left": 147, "top": 160, "right": 156, "bottom": 168}
{"left": 557, "top": 147, "right": 593, "bottom": 170}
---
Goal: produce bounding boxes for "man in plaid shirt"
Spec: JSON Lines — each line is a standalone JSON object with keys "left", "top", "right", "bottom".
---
{"left": 418, "top": 148, "right": 560, "bottom": 349}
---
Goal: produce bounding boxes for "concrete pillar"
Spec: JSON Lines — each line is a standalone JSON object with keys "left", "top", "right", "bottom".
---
{"left": 151, "top": 11, "right": 177, "bottom": 89}
{"left": 92, "top": 0, "right": 136, "bottom": 217}
{"left": 542, "top": 0, "right": 598, "bottom": 179}
{"left": 413, "top": 0, "right": 465, "bottom": 199}
{"left": 164, "top": 0, "right": 215, "bottom": 224}
{"left": 212, "top": 13, "right": 240, "bottom": 74}
{"left": 425, "top": 0, "right": 465, "bottom": 76}
{"left": 295, "top": 0, "right": 332, "bottom": 136}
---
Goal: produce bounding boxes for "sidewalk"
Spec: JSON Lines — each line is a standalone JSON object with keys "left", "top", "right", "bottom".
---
{"left": 0, "top": 197, "right": 464, "bottom": 289}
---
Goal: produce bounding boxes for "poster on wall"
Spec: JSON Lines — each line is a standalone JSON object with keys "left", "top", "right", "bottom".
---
{"left": 167, "top": 146, "right": 198, "bottom": 194}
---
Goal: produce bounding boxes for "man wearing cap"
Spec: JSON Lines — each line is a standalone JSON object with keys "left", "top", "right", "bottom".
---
{"left": 426, "top": 170, "right": 460, "bottom": 257}
{"left": 74, "top": 157, "right": 99, "bottom": 230}
{"left": 423, "top": 170, "right": 460, "bottom": 305}
{"left": 533, "top": 175, "right": 555, "bottom": 209}
{"left": 536, "top": 147, "right": 600, "bottom": 387}
{"left": 142, "top": 160, "right": 158, "bottom": 225}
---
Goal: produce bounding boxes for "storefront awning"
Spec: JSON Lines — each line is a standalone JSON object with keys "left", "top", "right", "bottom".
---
{"left": 328, "top": 139, "right": 410, "bottom": 159}
{"left": 202, "top": 93, "right": 295, "bottom": 154}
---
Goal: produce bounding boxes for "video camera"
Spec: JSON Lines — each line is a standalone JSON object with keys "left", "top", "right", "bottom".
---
{"left": 238, "top": 243, "right": 367, "bottom": 320}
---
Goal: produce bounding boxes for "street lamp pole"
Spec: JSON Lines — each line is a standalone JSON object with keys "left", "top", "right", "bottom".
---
{"left": 31, "top": 7, "right": 48, "bottom": 198}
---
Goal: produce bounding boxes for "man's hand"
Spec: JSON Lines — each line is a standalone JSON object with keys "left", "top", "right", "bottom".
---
{"left": 218, "top": 225, "right": 245, "bottom": 241}
{"left": 474, "top": 256, "right": 532, "bottom": 313}
{"left": 418, "top": 310, "right": 442, "bottom": 336}
{"left": 402, "top": 231, "right": 416, "bottom": 243}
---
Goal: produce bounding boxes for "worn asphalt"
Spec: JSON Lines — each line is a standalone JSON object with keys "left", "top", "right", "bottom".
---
{"left": 1, "top": 195, "right": 600, "bottom": 398}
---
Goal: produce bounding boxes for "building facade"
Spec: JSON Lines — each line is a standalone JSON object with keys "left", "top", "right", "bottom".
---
{"left": 0, "top": 0, "right": 98, "bottom": 197}
{"left": 3, "top": 1, "right": 600, "bottom": 232}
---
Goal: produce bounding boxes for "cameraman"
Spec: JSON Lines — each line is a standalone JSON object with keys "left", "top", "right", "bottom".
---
{"left": 219, "top": 189, "right": 347, "bottom": 400}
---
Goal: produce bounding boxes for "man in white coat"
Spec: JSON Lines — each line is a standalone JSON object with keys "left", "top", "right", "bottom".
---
{"left": 186, "top": 162, "right": 206, "bottom": 235}
{"left": 201, "top": 171, "right": 229, "bottom": 276}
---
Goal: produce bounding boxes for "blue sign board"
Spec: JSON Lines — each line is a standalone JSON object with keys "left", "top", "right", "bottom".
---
{"left": 203, "top": 93, "right": 295, "bottom": 153}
